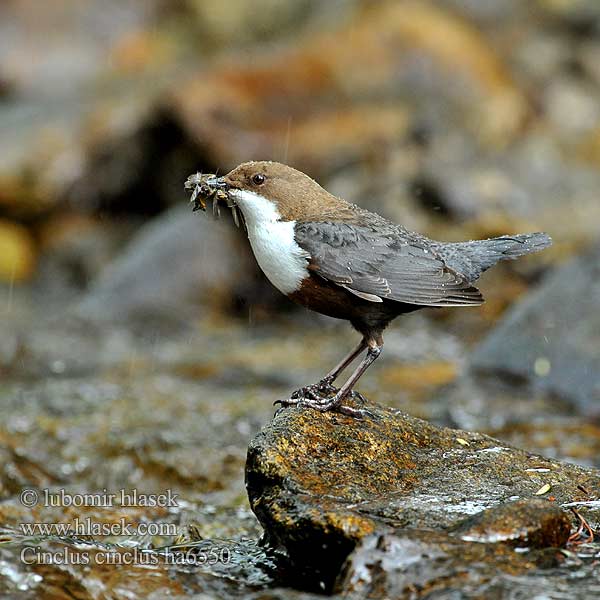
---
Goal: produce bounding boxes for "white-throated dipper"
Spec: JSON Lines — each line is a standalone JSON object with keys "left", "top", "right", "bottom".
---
{"left": 185, "top": 161, "right": 552, "bottom": 417}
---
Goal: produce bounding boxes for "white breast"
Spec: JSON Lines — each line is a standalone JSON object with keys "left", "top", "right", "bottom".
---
{"left": 230, "top": 189, "right": 309, "bottom": 295}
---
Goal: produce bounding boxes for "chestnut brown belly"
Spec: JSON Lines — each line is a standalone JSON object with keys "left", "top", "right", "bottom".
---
{"left": 288, "top": 274, "right": 419, "bottom": 335}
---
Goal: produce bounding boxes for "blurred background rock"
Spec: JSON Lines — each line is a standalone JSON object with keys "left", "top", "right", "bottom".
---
{"left": 1, "top": 0, "right": 600, "bottom": 597}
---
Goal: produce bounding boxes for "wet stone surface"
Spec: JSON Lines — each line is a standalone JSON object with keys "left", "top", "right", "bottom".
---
{"left": 339, "top": 529, "right": 600, "bottom": 598}
{"left": 246, "top": 401, "right": 600, "bottom": 594}
{"left": 450, "top": 499, "right": 571, "bottom": 547}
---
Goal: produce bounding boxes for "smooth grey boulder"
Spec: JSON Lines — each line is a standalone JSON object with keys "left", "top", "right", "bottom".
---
{"left": 472, "top": 244, "right": 600, "bottom": 414}
{"left": 75, "top": 206, "right": 255, "bottom": 332}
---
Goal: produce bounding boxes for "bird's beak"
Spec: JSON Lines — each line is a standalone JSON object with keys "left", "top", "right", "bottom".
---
{"left": 205, "top": 175, "right": 230, "bottom": 193}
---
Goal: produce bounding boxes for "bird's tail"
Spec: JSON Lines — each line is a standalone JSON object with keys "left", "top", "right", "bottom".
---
{"left": 438, "top": 233, "right": 552, "bottom": 281}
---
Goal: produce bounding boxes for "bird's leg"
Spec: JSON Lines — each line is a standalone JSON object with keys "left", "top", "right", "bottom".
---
{"left": 319, "top": 339, "right": 368, "bottom": 388}
{"left": 281, "top": 339, "right": 368, "bottom": 402}
{"left": 277, "top": 340, "right": 382, "bottom": 417}
{"left": 313, "top": 342, "right": 381, "bottom": 416}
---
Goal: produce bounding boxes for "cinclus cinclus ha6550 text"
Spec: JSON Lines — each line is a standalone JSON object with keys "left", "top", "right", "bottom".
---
{"left": 185, "top": 161, "right": 552, "bottom": 417}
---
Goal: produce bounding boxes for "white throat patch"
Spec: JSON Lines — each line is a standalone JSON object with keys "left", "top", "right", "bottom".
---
{"left": 229, "top": 189, "right": 309, "bottom": 294}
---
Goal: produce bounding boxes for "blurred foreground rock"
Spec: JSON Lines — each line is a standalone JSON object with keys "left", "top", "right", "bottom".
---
{"left": 0, "top": 369, "right": 277, "bottom": 598}
{"left": 246, "top": 402, "right": 600, "bottom": 594}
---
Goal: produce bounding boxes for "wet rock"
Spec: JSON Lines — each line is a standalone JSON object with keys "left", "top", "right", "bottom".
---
{"left": 540, "top": 0, "right": 600, "bottom": 30}
{"left": 338, "top": 499, "right": 573, "bottom": 596}
{"left": 487, "top": 420, "right": 600, "bottom": 467}
{"left": 187, "top": 0, "right": 348, "bottom": 48}
{"left": 0, "top": 1, "right": 164, "bottom": 99}
{"left": 338, "top": 531, "right": 528, "bottom": 598}
{"left": 450, "top": 499, "right": 571, "bottom": 547}
{"left": 472, "top": 244, "right": 600, "bottom": 415}
{"left": 0, "top": 369, "right": 275, "bottom": 598}
{"left": 544, "top": 77, "right": 600, "bottom": 139}
{"left": 171, "top": 1, "right": 529, "bottom": 178}
{"left": 75, "top": 205, "right": 257, "bottom": 332}
{"left": 338, "top": 528, "right": 599, "bottom": 598}
{"left": 243, "top": 590, "right": 328, "bottom": 600}
{"left": 0, "top": 1, "right": 178, "bottom": 219}
{"left": 245, "top": 402, "right": 598, "bottom": 591}
{"left": 418, "top": 133, "right": 600, "bottom": 244}
{"left": 31, "top": 214, "right": 132, "bottom": 305}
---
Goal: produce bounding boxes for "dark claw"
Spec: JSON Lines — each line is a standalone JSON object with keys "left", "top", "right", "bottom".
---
{"left": 273, "top": 382, "right": 371, "bottom": 419}
{"left": 273, "top": 405, "right": 288, "bottom": 418}
{"left": 349, "top": 390, "right": 368, "bottom": 404}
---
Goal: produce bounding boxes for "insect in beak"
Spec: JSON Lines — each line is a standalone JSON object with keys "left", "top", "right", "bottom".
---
{"left": 185, "top": 172, "right": 244, "bottom": 228}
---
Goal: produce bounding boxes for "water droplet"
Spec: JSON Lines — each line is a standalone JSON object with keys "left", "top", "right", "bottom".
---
{"left": 50, "top": 360, "right": 66, "bottom": 374}
{"left": 534, "top": 357, "right": 551, "bottom": 377}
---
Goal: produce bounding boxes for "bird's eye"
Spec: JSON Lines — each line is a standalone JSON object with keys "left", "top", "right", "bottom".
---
{"left": 251, "top": 173, "right": 266, "bottom": 185}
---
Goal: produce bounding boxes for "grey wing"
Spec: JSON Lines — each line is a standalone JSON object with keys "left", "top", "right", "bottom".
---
{"left": 294, "top": 222, "right": 484, "bottom": 307}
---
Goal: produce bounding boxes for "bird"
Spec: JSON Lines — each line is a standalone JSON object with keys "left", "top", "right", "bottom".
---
{"left": 185, "top": 161, "right": 552, "bottom": 417}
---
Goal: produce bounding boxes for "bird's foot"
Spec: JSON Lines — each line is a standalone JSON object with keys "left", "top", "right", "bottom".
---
{"left": 288, "top": 377, "right": 339, "bottom": 401}
{"left": 274, "top": 384, "right": 370, "bottom": 419}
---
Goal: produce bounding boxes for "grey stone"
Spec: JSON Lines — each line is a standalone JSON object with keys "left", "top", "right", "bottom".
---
{"left": 339, "top": 529, "right": 600, "bottom": 598}
{"left": 75, "top": 206, "right": 255, "bottom": 332}
{"left": 472, "top": 244, "right": 600, "bottom": 414}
